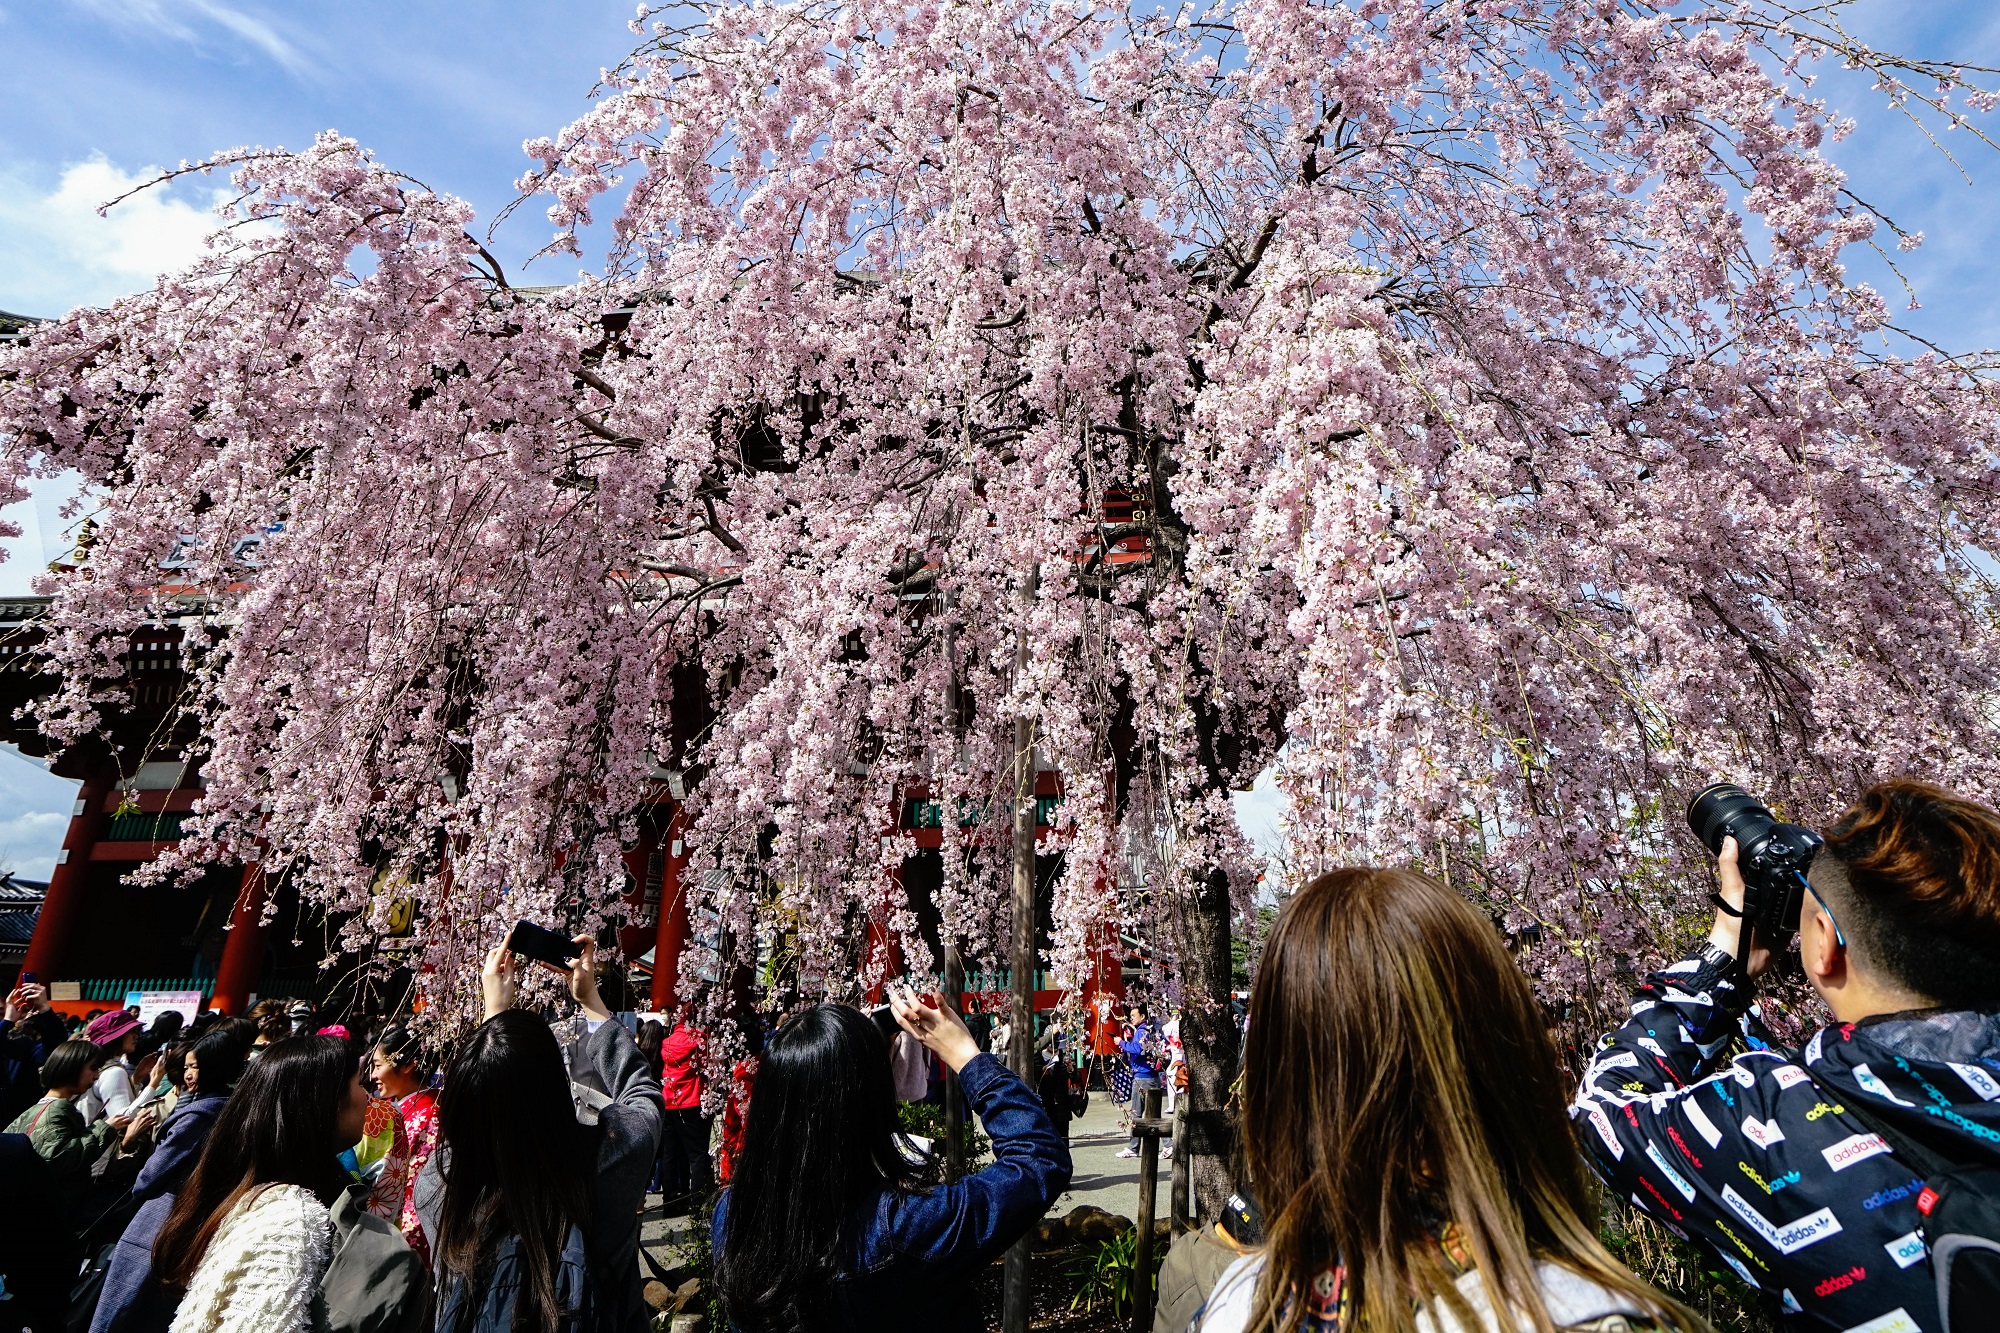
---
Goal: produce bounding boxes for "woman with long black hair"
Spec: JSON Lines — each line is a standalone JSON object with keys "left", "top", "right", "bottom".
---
{"left": 415, "top": 936, "right": 663, "bottom": 1333}
{"left": 712, "top": 984, "right": 1071, "bottom": 1333}
{"left": 150, "top": 1034, "right": 367, "bottom": 1333}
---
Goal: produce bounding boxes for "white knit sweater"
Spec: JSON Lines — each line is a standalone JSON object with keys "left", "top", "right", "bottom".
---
{"left": 169, "top": 1184, "right": 333, "bottom": 1333}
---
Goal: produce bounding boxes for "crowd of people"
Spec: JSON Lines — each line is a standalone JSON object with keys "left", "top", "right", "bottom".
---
{"left": 0, "top": 776, "right": 1994, "bottom": 1333}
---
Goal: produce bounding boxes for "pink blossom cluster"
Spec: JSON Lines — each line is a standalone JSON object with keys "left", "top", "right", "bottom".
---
{"left": 3, "top": 2, "right": 1996, "bottom": 1029}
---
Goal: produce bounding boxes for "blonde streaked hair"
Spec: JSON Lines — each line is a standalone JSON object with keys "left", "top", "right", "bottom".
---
{"left": 1240, "top": 867, "right": 1705, "bottom": 1333}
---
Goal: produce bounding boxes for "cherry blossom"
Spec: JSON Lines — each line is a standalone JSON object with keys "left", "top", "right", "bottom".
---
{"left": 4, "top": 4, "right": 1997, "bottom": 1203}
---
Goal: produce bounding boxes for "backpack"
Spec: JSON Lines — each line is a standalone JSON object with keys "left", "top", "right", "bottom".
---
{"left": 1842, "top": 1100, "right": 2000, "bottom": 1332}
{"left": 1914, "top": 1166, "right": 2000, "bottom": 1330}
{"left": 65, "top": 1192, "right": 141, "bottom": 1333}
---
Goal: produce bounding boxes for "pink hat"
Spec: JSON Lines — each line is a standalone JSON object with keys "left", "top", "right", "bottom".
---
{"left": 83, "top": 1009, "right": 142, "bottom": 1048}
{"left": 316, "top": 1024, "right": 351, "bottom": 1042}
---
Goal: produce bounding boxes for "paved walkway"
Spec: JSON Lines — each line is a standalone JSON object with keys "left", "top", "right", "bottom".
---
{"left": 637, "top": 1085, "right": 1167, "bottom": 1269}
{"left": 1053, "top": 1090, "right": 1160, "bottom": 1221}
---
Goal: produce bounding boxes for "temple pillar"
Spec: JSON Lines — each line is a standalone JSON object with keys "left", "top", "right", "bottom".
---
{"left": 863, "top": 907, "right": 908, "bottom": 1002}
{"left": 21, "top": 762, "right": 117, "bottom": 983}
{"left": 649, "top": 806, "right": 691, "bottom": 1011}
{"left": 1083, "top": 918, "right": 1127, "bottom": 1061}
{"left": 210, "top": 862, "right": 269, "bottom": 1015}
{"left": 615, "top": 820, "right": 660, "bottom": 965}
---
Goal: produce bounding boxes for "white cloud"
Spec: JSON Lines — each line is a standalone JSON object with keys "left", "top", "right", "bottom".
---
{"left": 0, "top": 473, "right": 92, "bottom": 597}
{"left": 0, "top": 156, "right": 225, "bottom": 317}
{"left": 1231, "top": 766, "right": 1290, "bottom": 862}
{"left": 0, "top": 744, "right": 81, "bottom": 880}
{"left": 70, "top": 0, "right": 315, "bottom": 79}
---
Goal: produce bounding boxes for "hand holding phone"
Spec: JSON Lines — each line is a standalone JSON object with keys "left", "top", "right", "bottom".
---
{"left": 507, "top": 920, "right": 582, "bottom": 971}
{"left": 480, "top": 943, "right": 517, "bottom": 1021}
{"left": 885, "top": 982, "right": 982, "bottom": 1074}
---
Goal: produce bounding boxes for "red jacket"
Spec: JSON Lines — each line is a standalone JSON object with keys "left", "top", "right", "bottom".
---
{"left": 719, "top": 1057, "right": 757, "bottom": 1183}
{"left": 661, "top": 1024, "right": 703, "bottom": 1110}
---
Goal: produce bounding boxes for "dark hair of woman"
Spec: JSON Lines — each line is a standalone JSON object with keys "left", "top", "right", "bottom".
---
{"left": 636, "top": 1019, "right": 668, "bottom": 1082}
{"left": 151, "top": 1034, "right": 355, "bottom": 1288}
{"left": 1241, "top": 868, "right": 1700, "bottom": 1333}
{"left": 40, "top": 1039, "right": 102, "bottom": 1091}
{"left": 715, "top": 1003, "right": 924, "bottom": 1332}
{"left": 433, "top": 1009, "right": 595, "bottom": 1333}
{"left": 186, "top": 1027, "right": 249, "bottom": 1095}
{"left": 212, "top": 1015, "right": 260, "bottom": 1050}
{"left": 372, "top": 1021, "right": 426, "bottom": 1073}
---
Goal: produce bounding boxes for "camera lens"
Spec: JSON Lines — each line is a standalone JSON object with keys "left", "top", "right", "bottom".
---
{"left": 1686, "top": 783, "right": 1778, "bottom": 859}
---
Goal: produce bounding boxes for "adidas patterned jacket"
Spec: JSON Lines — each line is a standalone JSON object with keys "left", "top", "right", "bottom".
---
{"left": 1572, "top": 943, "right": 2000, "bottom": 1333}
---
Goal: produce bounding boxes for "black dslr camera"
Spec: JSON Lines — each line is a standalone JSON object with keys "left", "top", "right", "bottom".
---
{"left": 1686, "top": 783, "right": 1824, "bottom": 938}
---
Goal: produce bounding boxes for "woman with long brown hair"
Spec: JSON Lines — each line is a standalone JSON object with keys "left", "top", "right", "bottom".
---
{"left": 1196, "top": 867, "right": 1701, "bottom": 1333}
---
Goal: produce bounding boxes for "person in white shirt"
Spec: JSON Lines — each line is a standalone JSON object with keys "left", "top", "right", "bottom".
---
{"left": 149, "top": 1033, "right": 369, "bottom": 1333}
{"left": 81, "top": 1008, "right": 144, "bottom": 1124}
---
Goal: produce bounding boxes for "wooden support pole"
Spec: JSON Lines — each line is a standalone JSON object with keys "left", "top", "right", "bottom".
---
{"left": 1170, "top": 1097, "right": 1190, "bottom": 1234}
{"left": 1133, "top": 1084, "right": 1162, "bottom": 1333}
{"left": 1003, "top": 563, "right": 1040, "bottom": 1333}
{"left": 943, "top": 942, "right": 966, "bottom": 1183}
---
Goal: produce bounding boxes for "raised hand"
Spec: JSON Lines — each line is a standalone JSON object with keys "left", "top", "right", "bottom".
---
{"left": 887, "top": 981, "right": 982, "bottom": 1074}
{"left": 481, "top": 941, "right": 517, "bottom": 1020}
{"left": 1707, "top": 836, "right": 1777, "bottom": 978}
{"left": 568, "top": 935, "right": 611, "bottom": 1023}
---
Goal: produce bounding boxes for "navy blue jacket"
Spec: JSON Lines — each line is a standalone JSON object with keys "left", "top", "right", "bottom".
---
{"left": 131, "top": 1092, "right": 228, "bottom": 1204}
{"left": 88, "top": 1091, "right": 234, "bottom": 1333}
{"left": 1574, "top": 944, "right": 2000, "bottom": 1332}
{"left": 712, "top": 1051, "right": 1072, "bottom": 1333}
{"left": 1, "top": 1013, "right": 66, "bottom": 1124}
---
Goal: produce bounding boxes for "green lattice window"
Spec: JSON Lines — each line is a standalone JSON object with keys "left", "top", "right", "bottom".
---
{"left": 104, "top": 811, "right": 190, "bottom": 841}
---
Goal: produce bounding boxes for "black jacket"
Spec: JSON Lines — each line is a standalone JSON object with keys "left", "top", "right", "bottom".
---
{"left": 0, "top": 1133, "right": 83, "bottom": 1333}
{"left": 416, "top": 1017, "right": 664, "bottom": 1333}
{"left": 1574, "top": 944, "right": 2000, "bottom": 1331}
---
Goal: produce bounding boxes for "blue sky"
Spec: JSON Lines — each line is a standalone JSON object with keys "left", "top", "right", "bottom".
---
{"left": 1, "top": 0, "right": 1997, "bottom": 875}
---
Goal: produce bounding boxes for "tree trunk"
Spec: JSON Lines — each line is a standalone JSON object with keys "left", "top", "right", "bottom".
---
{"left": 1176, "top": 863, "right": 1239, "bottom": 1220}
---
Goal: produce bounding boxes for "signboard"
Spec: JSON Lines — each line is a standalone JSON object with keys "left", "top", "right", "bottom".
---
{"left": 371, "top": 866, "right": 420, "bottom": 952}
{"left": 123, "top": 990, "right": 206, "bottom": 1026}
{"left": 49, "top": 981, "right": 81, "bottom": 1002}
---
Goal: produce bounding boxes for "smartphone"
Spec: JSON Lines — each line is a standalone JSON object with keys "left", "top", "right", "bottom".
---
{"left": 507, "top": 920, "right": 581, "bottom": 970}
{"left": 864, "top": 1003, "right": 901, "bottom": 1043}
{"left": 18, "top": 971, "right": 37, "bottom": 985}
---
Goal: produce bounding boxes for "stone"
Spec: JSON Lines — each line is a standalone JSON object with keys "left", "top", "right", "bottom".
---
{"left": 672, "top": 1277, "right": 704, "bottom": 1313}
{"left": 642, "top": 1280, "right": 673, "bottom": 1312}
{"left": 1065, "top": 1204, "right": 1132, "bottom": 1245}
{"left": 1032, "top": 1215, "right": 1069, "bottom": 1250}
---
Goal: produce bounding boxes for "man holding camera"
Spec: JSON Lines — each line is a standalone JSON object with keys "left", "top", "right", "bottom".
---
{"left": 1573, "top": 779, "right": 2000, "bottom": 1333}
